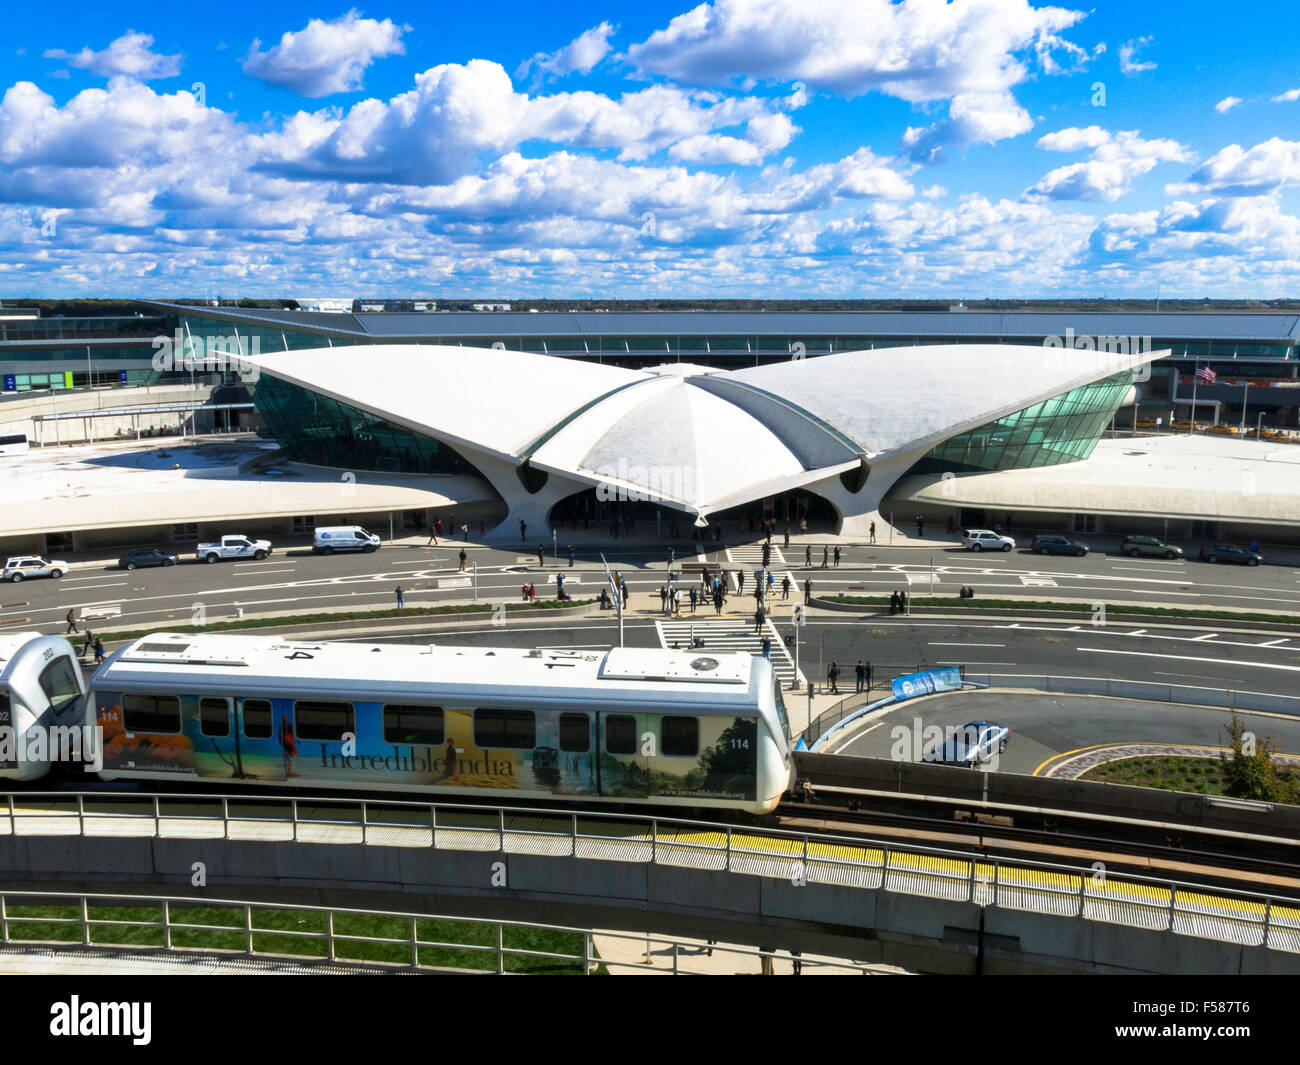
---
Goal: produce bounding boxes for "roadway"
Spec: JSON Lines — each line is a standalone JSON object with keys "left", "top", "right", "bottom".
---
{"left": 830, "top": 691, "right": 1300, "bottom": 774}
{"left": 8, "top": 536, "right": 1300, "bottom": 636}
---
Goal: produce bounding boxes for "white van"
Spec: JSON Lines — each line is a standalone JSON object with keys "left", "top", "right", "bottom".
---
{"left": 313, "top": 526, "right": 381, "bottom": 554}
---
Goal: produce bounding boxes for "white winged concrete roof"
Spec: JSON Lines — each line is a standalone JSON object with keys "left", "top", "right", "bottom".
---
{"left": 240, "top": 343, "right": 1159, "bottom": 516}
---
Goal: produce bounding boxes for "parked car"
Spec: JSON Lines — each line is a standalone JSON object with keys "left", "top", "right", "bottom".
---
{"left": 1171, "top": 419, "right": 1201, "bottom": 432}
{"left": 2, "top": 555, "right": 68, "bottom": 582}
{"left": 1204, "top": 424, "right": 1239, "bottom": 435}
{"left": 1134, "top": 418, "right": 1160, "bottom": 429}
{"left": 1198, "top": 543, "right": 1264, "bottom": 566}
{"left": 118, "top": 549, "right": 179, "bottom": 571}
{"left": 962, "top": 529, "right": 1014, "bottom": 552}
{"left": 196, "top": 534, "right": 272, "bottom": 563}
{"left": 922, "top": 721, "right": 1010, "bottom": 768}
{"left": 1120, "top": 535, "right": 1183, "bottom": 559}
{"left": 1030, "top": 535, "right": 1088, "bottom": 557}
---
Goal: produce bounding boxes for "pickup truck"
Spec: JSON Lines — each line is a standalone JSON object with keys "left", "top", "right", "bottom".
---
{"left": 922, "top": 721, "right": 1009, "bottom": 768}
{"left": 196, "top": 535, "right": 273, "bottom": 564}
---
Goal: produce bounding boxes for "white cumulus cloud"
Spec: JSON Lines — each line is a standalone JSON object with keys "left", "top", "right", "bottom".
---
{"left": 1118, "top": 36, "right": 1155, "bottom": 75}
{"left": 1025, "top": 127, "right": 1192, "bottom": 201}
{"left": 1168, "top": 137, "right": 1300, "bottom": 196}
{"left": 902, "top": 90, "right": 1033, "bottom": 162}
{"left": 1215, "top": 96, "right": 1242, "bottom": 113}
{"left": 44, "top": 30, "right": 182, "bottom": 80}
{"left": 1272, "top": 88, "right": 1300, "bottom": 103}
{"left": 243, "top": 10, "right": 408, "bottom": 97}
{"left": 516, "top": 22, "right": 616, "bottom": 82}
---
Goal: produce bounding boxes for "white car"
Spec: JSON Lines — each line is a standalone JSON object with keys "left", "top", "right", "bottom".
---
{"left": 3, "top": 555, "right": 69, "bottom": 582}
{"left": 962, "top": 529, "right": 1015, "bottom": 552}
{"left": 923, "top": 721, "right": 1010, "bottom": 767}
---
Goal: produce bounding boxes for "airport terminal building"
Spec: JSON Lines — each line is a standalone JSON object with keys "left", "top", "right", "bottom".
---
{"left": 2, "top": 304, "right": 1299, "bottom": 553}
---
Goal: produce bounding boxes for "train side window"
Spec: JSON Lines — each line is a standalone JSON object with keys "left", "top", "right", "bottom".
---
{"left": 474, "top": 709, "right": 535, "bottom": 749}
{"left": 605, "top": 714, "right": 636, "bottom": 755}
{"left": 122, "top": 693, "right": 180, "bottom": 734}
{"left": 559, "top": 713, "right": 590, "bottom": 753}
{"left": 199, "top": 698, "right": 230, "bottom": 737}
{"left": 242, "top": 699, "right": 273, "bottom": 739}
{"left": 38, "top": 657, "right": 80, "bottom": 714}
{"left": 661, "top": 716, "right": 698, "bottom": 757}
{"left": 383, "top": 705, "right": 444, "bottom": 745}
{"left": 294, "top": 701, "right": 354, "bottom": 742}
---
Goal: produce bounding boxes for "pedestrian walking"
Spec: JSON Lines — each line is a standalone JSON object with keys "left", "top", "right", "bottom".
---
{"left": 673, "top": 588, "right": 682, "bottom": 617}
{"left": 621, "top": 578, "right": 629, "bottom": 608}
{"left": 783, "top": 526, "right": 790, "bottom": 548}
{"left": 833, "top": 545, "right": 841, "bottom": 567}
{"left": 458, "top": 548, "right": 468, "bottom": 572}
{"left": 534, "top": 544, "right": 543, "bottom": 568}
{"left": 713, "top": 590, "right": 723, "bottom": 615}
{"left": 394, "top": 586, "right": 405, "bottom": 609}
{"left": 753, "top": 606, "right": 765, "bottom": 634}
{"left": 567, "top": 544, "right": 574, "bottom": 567}
{"left": 659, "top": 585, "right": 668, "bottom": 613}
{"left": 827, "top": 660, "right": 840, "bottom": 694}
{"left": 737, "top": 569, "right": 745, "bottom": 594}
{"left": 915, "top": 515, "right": 925, "bottom": 538}
{"left": 855, "top": 660, "right": 865, "bottom": 693}
{"left": 761, "top": 543, "right": 771, "bottom": 569}
{"left": 761, "top": 635, "right": 771, "bottom": 660}
{"left": 820, "top": 546, "right": 828, "bottom": 569}
{"left": 93, "top": 636, "right": 105, "bottom": 666}
{"left": 869, "top": 520, "right": 876, "bottom": 543}
{"left": 804, "top": 578, "right": 812, "bottom": 601}
{"left": 865, "top": 661, "right": 873, "bottom": 691}
{"left": 520, "top": 519, "right": 527, "bottom": 541}
{"left": 426, "top": 525, "right": 438, "bottom": 546}
{"left": 689, "top": 586, "right": 698, "bottom": 612}
{"left": 65, "top": 609, "right": 78, "bottom": 634}
{"left": 460, "top": 523, "right": 469, "bottom": 540}
{"left": 804, "top": 545, "right": 811, "bottom": 567}
{"left": 889, "top": 590, "right": 899, "bottom": 615}
{"left": 82, "top": 628, "right": 94, "bottom": 661}
{"left": 900, "top": 589, "right": 908, "bottom": 613}
{"left": 781, "top": 575, "right": 790, "bottom": 599}
{"left": 527, "top": 582, "right": 537, "bottom": 601}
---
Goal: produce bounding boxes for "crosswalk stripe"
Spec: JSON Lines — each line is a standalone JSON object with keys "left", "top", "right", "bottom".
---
{"left": 655, "top": 617, "right": 806, "bottom": 688}
{"left": 725, "top": 544, "right": 786, "bottom": 565}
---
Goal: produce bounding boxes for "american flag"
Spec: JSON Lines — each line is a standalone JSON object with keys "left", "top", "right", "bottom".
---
{"left": 1196, "top": 363, "right": 1217, "bottom": 385}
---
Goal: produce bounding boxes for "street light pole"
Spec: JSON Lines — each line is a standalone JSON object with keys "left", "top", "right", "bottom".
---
{"left": 552, "top": 529, "right": 557, "bottom": 569}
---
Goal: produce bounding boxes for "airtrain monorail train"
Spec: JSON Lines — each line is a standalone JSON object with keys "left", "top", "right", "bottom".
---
{"left": 0, "top": 631, "right": 89, "bottom": 781}
{"left": 6, "top": 631, "right": 795, "bottom": 814}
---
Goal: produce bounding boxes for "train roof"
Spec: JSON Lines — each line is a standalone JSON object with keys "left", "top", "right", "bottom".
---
{"left": 0, "top": 631, "right": 73, "bottom": 684}
{"left": 91, "top": 633, "right": 769, "bottom": 710}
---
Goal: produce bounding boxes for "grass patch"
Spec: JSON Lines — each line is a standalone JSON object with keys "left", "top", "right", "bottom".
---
{"left": 96, "top": 599, "right": 594, "bottom": 644}
{"left": 824, "top": 596, "right": 1300, "bottom": 626}
{"left": 2, "top": 902, "right": 603, "bottom": 973}
{"left": 1081, "top": 754, "right": 1298, "bottom": 801}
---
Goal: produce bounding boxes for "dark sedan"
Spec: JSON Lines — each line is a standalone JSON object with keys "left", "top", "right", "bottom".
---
{"left": 1198, "top": 543, "right": 1264, "bottom": 566}
{"left": 118, "top": 549, "right": 179, "bottom": 571}
{"left": 1029, "top": 535, "right": 1088, "bottom": 557}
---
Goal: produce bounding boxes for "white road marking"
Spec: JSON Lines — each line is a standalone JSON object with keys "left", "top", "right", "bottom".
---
{"left": 1193, "top": 633, "right": 1220, "bottom": 641}
{"left": 1077, "top": 647, "right": 1300, "bottom": 673}
{"left": 60, "top": 574, "right": 130, "bottom": 583}
{"left": 927, "top": 642, "right": 1006, "bottom": 647}
{"left": 1260, "top": 639, "right": 1291, "bottom": 647}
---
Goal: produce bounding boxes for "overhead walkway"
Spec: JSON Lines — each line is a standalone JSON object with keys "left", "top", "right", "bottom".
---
{"left": 1, "top": 792, "right": 1297, "bottom": 974}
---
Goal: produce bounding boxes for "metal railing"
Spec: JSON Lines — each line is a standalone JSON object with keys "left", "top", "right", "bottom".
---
{"left": 0, "top": 888, "right": 878, "bottom": 975}
{"left": 3, "top": 790, "right": 1298, "bottom": 955}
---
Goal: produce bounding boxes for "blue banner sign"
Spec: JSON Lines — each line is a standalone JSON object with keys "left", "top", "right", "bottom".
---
{"left": 891, "top": 667, "right": 963, "bottom": 701}
{"left": 2, "top": 375, "right": 14, "bottom": 392}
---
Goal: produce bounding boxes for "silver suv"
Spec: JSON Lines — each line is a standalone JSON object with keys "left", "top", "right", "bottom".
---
{"left": 961, "top": 529, "right": 1015, "bottom": 552}
{"left": 3, "top": 555, "right": 69, "bottom": 582}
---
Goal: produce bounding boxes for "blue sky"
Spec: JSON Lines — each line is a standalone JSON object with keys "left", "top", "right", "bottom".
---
{"left": 3, "top": 0, "right": 1299, "bottom": 297}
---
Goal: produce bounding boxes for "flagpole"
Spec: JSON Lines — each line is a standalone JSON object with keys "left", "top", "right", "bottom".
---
{"left": 1189, "top": 365, "right": 1199, "bottom": 434}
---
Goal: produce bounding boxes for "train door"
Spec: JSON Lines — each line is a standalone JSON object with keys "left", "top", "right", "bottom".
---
{"left": 196, "top": 696, "right": 239, "bottom": 779}
{"left": 232, "top": 696, "right": 285, "bottom": 782}
{"left": 557, "top": 711, "right": 597, "bottom": 795}
{"left": 597, "top": 711, "right": 652, "bottom": 798}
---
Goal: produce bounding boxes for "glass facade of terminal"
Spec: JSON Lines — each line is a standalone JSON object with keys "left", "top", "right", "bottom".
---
{"left": 908, "top": 371, "right": 1136, "bottom": 476}
{"left": 249, "top": 373, "right": 481, "bottom": 477}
